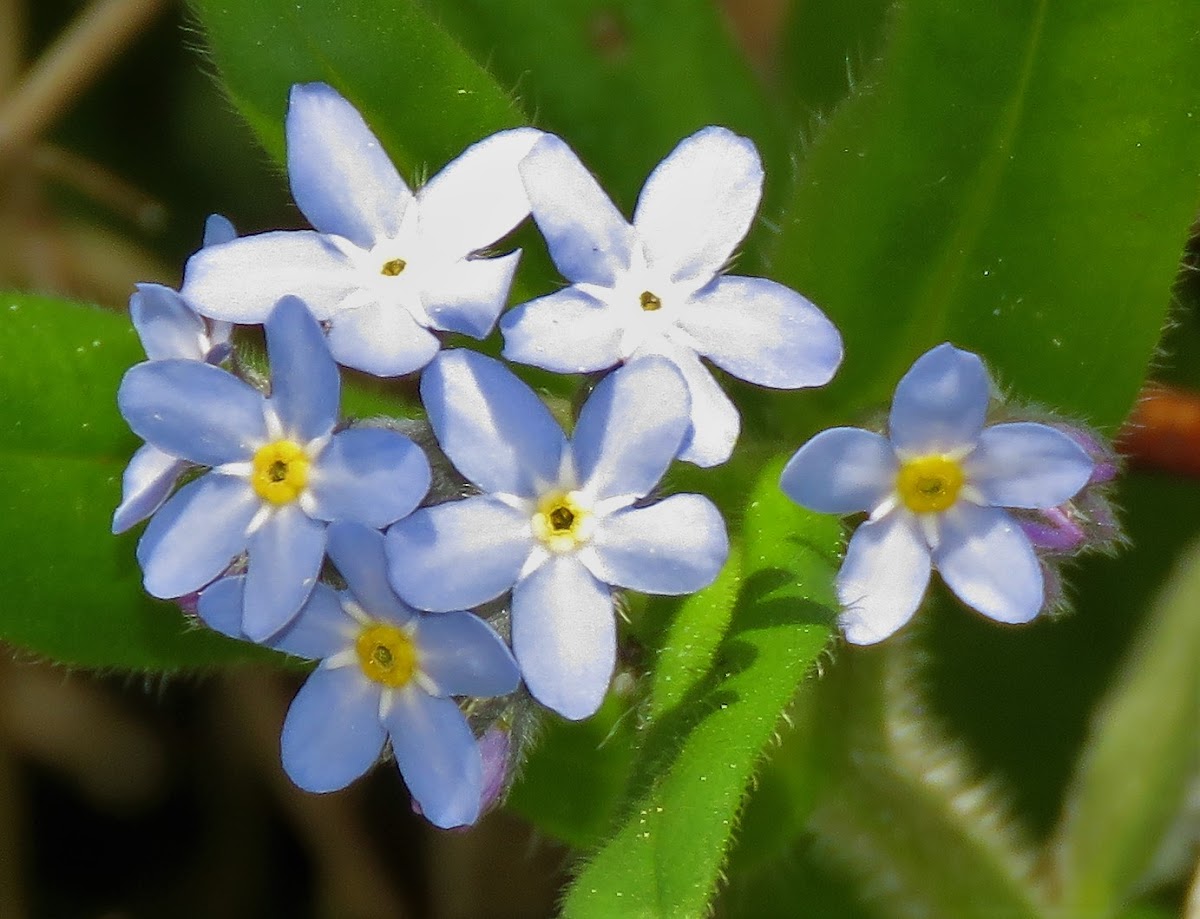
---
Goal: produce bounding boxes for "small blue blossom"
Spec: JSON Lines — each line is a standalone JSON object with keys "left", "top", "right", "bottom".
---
{"left": 500, "top": 128, "right": 843, "bottom": 467}
{"left": 112, "top": 215, "right": 238, "bottom": 534}
{"left": 780, "top": 343, "right": 1095, "bottom": 644}
{"left": 180, "top": 82, "right": 542, "bottom": 377}
{"left": 118, "top": 296, "right": 431, "bottom": 640}
{"left": 386, "top": 351, "right": 729, "bottom": 720}
{"left": 198, "top": 523, "right": 519, "bottom": 829}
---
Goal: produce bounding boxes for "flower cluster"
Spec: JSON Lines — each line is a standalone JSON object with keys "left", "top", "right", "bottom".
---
{"left": 114, "top": 81, "right": 1116, "bottom": 825}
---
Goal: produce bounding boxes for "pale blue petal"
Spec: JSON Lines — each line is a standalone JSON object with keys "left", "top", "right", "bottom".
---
{"left": 638, "top": 340, "right": 738, "bottom": 468}
{"left": 130, "top": 283, "right": 206, "bottom": 361}
{"left": 415, "top": 612, "right": 519, "bottom": 698}
{"left": 270, "top": 583, "right": 356, "bottom": 660}
{"left": 586, "top": 493, "right": 728, "bottom": 594}
{"left": 137, "top": 473, "right": 259, "bottom": 599}
{"left": 572, "top": 358, "right": 689, "bottom": 501}
{"left": 202, "top": 214, "right": 237, "bottom": 247}
{"left": 281, "top": 666, "right": 386, "bottom": 793}
{"left": 780, "top": 427, "right": 898, "bottom": 515}
{"left": 243, "top": 505, "right": 327, "bottom": 641}
{"left": 111, "top": 443, "right": 187, "bottom": 534}
{"left": 965, "top": 423, "right": 1094, "bottom": 509}
{"left": 500, "top": 287, "right": 625, "bottom": 373}
{"left": 889, "top": 343, "right": 989, "bottom": 455}
{"left": 678, "top": 276, "right": 842, "bottom": 388}
{"left": 326, "top": 300, "right": 440, "bottom": 377}
{"left": 385, "top": 689, "right": 482, "bottom": 829}
{"left": 933, "top": 503, "right": 1044, "bottom": 624}
{"left": 512, "top": 555, "right": 615, "bottom": 721}
{"left": 386, "top": 497, "right": 532, "bottom": 612}
{"left": 307, "top": 428, "right": 430, "bottom": 527}
{"left": 325, "top": 522, "right": 414, "bottom": 625}
{"left": 633, "top": 126, "right": 762, "bottom": 284}
{"left": 286, "top": 82, "right": 410, "bottom": 247}
{"left": 181, "top": 231, "right": 359, "bottom": 323}
{"left": 422, "top": 251, "right": 519, "bottom": 338}
{"left": 119, "top": 360, "right": 267, "bottom": 466}
{"left": 836, "top": 514, "right": 932, "bottom": 645}
{"left": 519, "top": 134, "right": 635, "bottom": 286}
{"left": 196, "top": 575, "right": 246, "bottom": 640}
{"left": 420, "top": 350, "right": 565, "bottom": 496}
{"left": 263, "top": 297, "right": 340, "bottom": 441}
{"left": 416, "top": 127, "right": 542, "bottom": 260}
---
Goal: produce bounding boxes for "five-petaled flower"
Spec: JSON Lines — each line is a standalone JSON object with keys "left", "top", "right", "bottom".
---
{"left": 180, "top": 82, "right": 542, "bottom": 377}
{"left": 118, "top": 296, "right": 431, "bottom": 640}
{"left": 197, "top": 523, "right": 519, "bottom": 828}
{"left": 112, "top": 214, "right": 237, "bottom": 534}
{"left": 500, "top": 127, "right": 843, "bottom": 467}
{"left": 385, "top": 350, "right": 729, "bottom": 720}
{"left": 779, "top": 343, "right": 1095, "bottom": 644}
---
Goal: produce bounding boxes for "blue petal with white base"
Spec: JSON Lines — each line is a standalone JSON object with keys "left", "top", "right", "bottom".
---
{"left": 782, "top": 341, "right": 1095, "bottom": 644}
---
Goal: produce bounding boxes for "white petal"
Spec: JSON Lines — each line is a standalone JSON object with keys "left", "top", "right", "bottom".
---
{"left": 286, "top": 82, "right": 411, "bottom": 247}
{"left": 500, "top": 287, "right": 626, "bottom": 373}
{"left": 421, "top": 251, "right": 520, "bottom": 339}
{"left": 417, "top": 127, "right": 542, "bottom": 260}
{"left": 933, "top": 503, "right": 1044, "bottom": 624}
{"left": 633, "top": 126, "right": 762, "bottom": 284}
{"left": 181, "top": 231, "right": 360, "bottom": 323}
{"left": 326, "top": 301, "right": 441, "bottom": 377}
{"left": 965, "top": 423, "right": 1094, "bottom": 509}
{"left": 638, "top": 340, "right": 739, "bottom": 468}
{"left": 519, "top": 134, "right": 635, "bottom": 286}
{"left": 889, "top": 343, "right": 990, "bottom": 455}
{"left": 780, "top": 427, "right": 898, "bottom": 515}
{"left": 836, "top": 514, "right": 932, "bottom": 645}
{"left": 512, "top": 555, "right": 615, "bottom": 721}
{"left": 677, "top": 276, "right": 842, "bottom": 388}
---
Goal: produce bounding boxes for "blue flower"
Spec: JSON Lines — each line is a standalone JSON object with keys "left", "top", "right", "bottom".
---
{"left": 198, "top": 523, "right": 519, "bottom": 829}
{"left": 180, "top": 82, "right": 542, "bottom": 377}
{"left": 112, "top": 215, "right": 238, "bottom": 534}
{"left": 386, "top": 351, "right": 728, "bottom": 720}
{"left": 118, "top": 296, "right": 431, "bottom": 640}
{"left": 780, "top": 343, "right": 1095, "bottom": 644}
{"left": 500, "top": 128, "right": 843, "bottom": 467}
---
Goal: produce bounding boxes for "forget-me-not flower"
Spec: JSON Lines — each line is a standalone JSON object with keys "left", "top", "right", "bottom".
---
{"left": 386, "top": 351, "right": 728, "bottom": 720}
{"left": 500, "top": 128, "right": 843, "bottom": 467}
{"left": 198, "top": 523, "right": 519, "bottom": 828}
{"left": 181, "top": 82, "right": 542, "bottom": 377}
{"left": 118, "top": 297, "right": 431, "bottom": 640}
{"left": 112, "top": 215, "right": 237, "bottom": 534}
{"left": 780, "top": 343, "right": 1095, "bottom": 644}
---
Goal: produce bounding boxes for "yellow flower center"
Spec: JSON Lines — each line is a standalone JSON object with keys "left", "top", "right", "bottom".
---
{"left": 355, "top": 623, "right": 418, "bottom": 687}
{"left": 380, "top": 257, "right": 407, "bottom": 277}
{"left": 531, "top": 491, "right": 592, "bottom": 552}
{"left": 896, "top": 455, "right": 965, "bottom": 514}
{"left": 639, "top": 290, "right": 662, "bottom": 312}
{"left": 251, "top": 440, "right": 309, "bottom": 505}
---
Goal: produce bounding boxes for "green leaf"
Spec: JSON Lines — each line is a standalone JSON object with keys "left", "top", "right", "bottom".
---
{"left": 0, "top": 293, "right": 275, "bottom": 668}
{"left": 561, "top": 458, "right": 839, "bottom": 918}
{"left": 648, "top": 549, "right": 742, "bottom": 720}
{"left": 505, "top": 696, "right": 636, "bottom": 850}
{"left": 777, "top": 0, "right": 893, "bottom": 121}
{"left": 768, "top": 0, "right": 1200, "bottom": 433}
{"left": 1051, "top": 535, "right": 1200, "bottom": 916}
{"left": 804, "top": 635, "right": 1048, "bottom": 919}
{"left": 419, "top": 0, "right": 787, "bottom": 261}
{"left": 190, "top": 0, "right": 527, "bottom": 172}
